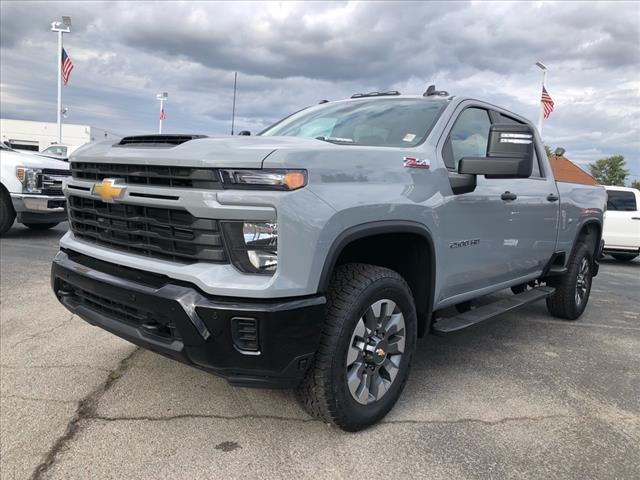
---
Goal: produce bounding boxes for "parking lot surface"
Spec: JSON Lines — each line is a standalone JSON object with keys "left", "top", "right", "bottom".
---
{"left": 1, "top": 223, "right": 639, "bottom": 479}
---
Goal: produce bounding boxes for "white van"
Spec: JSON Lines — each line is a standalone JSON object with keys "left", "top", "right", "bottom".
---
{"left": 603, "top": 186, "right": 640, "bottom": 261}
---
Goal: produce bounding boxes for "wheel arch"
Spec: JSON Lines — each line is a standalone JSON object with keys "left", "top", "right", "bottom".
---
{"left": 573, "top": 220, "right": 602, "bottom": 260}
{"left": 318, "top": 221, "right": 436, "bottom": 336}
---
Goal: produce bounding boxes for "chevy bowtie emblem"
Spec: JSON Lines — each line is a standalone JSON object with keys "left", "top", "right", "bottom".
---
{"left": 375, "top": 347, "right": 385, "bottom": 358}
{"left": 92, "top": 178, "right": 126, "bottom": 203}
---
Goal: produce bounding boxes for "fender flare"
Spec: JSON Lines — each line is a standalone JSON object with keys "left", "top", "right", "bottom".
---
{"left": 317, "top": 220, "right": 436, "bottom": 327}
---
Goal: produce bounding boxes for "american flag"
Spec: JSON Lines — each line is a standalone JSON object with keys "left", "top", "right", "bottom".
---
{"left": 160, "top": 108, "right": 166, "bottom": 120}
{"left": 541, "top": 86, "right": 554, "bottom": 119}
{"left": 61, "top": 48, "right": 74, "bottom": 86}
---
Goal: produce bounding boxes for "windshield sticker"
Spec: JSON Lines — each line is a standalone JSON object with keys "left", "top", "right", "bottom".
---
{"left": 402, "top": 133, "right": 417, "bottom": 142}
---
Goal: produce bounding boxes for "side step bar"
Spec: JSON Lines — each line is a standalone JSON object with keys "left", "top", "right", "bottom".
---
{"left": 432, "top": 286, "right": 555, "bottom": 335}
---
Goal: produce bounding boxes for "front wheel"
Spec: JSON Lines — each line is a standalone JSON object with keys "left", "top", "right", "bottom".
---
{"left": 23, "top": 222, "right": 59, "bottom": 230}
{"left": 611, "top": 253, "right": 638, "bottom": 262}
{"left": 296, "top": 263, "right": 417, "bottom": 431}
{"left": 0, "top": 189, "right": 16, "bottom": 236}
{"left": 546, "top": 242, "right": 593, "bottom": 320}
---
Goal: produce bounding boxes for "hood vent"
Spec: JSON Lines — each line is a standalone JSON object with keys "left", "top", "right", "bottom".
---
{"left": 115, "top": 134, "right": 208, "bottom": 148}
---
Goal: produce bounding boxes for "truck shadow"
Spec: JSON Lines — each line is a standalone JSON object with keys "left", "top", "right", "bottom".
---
{"left": 1, "top": 222, "right": 68, "bottom": 240}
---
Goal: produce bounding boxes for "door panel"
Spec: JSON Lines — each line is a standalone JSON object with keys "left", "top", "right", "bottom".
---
{"left": 439, "top": 107, "right": 513, "bottom": 300}
{"left": 604, "top": 190, "right": 640, "bottom": 248}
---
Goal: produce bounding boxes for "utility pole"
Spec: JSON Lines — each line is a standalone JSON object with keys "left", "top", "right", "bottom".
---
{"left": 231, "top": 72, "right": 237, "bottom": 135}
{"left": 535, "top": 61, "right": 548, "bottom": 136}
{"left": 51, "top": 16, "right": 71, "bottom": 144}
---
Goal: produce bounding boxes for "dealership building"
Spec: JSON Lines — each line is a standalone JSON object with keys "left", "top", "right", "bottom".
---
{"left": 0, "top": 118, "right": 118, "bottom": 151}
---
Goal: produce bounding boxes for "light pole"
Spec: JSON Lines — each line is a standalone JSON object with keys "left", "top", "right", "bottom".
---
{"left": 51, "top": 16, "right": 71, "bottom": 144}
{"left": 535, "top": 61, "right": 547, "bottom": 136}
{"left": 156, "top": 92, "right": 168, "bottom": 134}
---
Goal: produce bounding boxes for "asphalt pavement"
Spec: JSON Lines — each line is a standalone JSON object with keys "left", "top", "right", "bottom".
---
{"left": 1, "top": 222, "right": 639, "bottom": 479}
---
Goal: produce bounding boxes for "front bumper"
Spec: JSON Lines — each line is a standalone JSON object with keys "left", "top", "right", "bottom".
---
{"left": 10, "top": 193, "right": 67, "bottom": 223}
{"left": 51, "top": 250, "right": 325, "bottom": 388}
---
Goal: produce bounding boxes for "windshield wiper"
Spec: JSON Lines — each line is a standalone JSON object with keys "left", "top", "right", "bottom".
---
{"left": 315, "top": 136, "right": 354, "bottom": 144}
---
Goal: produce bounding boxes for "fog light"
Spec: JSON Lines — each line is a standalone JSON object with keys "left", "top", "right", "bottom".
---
{"left": 221, "top": 221, "right": 278, "bottom": 274}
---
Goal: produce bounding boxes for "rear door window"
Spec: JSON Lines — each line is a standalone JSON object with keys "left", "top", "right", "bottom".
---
{"left": 607, "top": 190, "right": 637, "bottom": 211}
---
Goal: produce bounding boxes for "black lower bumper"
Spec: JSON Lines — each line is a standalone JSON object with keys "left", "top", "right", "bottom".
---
{"left": 51, "top": 250, "right": 325, "bottom": 388}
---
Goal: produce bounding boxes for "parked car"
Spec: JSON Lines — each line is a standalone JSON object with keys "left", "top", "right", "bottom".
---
{"left": 0, "top": 143, "right": 69, "bottom": 235}
{"left": 37, "top": 143, "right": 80, "bottom": 162}
{"left": 603, "top": 185, "right": 640, "bottom": 261}
{"left": 51, "top": 88, "right": 606, "bottom": 431}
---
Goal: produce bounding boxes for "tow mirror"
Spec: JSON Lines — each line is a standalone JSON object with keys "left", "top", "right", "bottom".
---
{"left": 458, "top": 123, "right": 534, "bottom": 178}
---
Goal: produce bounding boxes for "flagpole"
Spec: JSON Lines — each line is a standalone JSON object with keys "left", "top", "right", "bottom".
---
{"left": 231, "top": 72, "right": 237, "bottom": 135}
{"left": 57, "top": 31, "right": 63, "bottom": 143}
{"left": 51, "top": 17, "right": 71, "bottom": 144}
{"left": 536, "top": 62, "right": 548, "bottom": 136}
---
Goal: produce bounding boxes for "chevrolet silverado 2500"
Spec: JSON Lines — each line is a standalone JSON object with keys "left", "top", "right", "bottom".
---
{"left": 1, "top": 143, "right": 69, "bottom": 236}
{"left": 51, "top": 89, "right": 606, "bottom": 431}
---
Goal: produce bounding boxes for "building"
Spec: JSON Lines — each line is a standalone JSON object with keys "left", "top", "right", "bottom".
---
{"left": 548, "top": 154, "right": 600, "bottom": 186}
{"left": 0, "top": 118, "right": 118, "bottom": 151}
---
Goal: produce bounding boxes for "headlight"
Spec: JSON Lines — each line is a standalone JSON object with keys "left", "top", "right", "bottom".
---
{"left": 220, "top": 169, "right": 306, "bottom": 190}
{"left": 16, "top": 167, "right": 42, "bottom": 193}
{"left": 221, "top": 221, "right": 278, "bottom": 274}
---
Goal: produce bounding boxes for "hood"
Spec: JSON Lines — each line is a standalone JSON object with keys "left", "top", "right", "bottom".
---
{"left": 71, "top": 135, "right": 334, "bottom": 169}
{"left": 0, "top": 149, "right": 69, "bottom": 170}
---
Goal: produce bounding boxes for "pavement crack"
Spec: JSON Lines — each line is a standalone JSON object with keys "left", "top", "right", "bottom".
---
{"left": 2, "top": 394, "right": 78, "bottom": 405}
{"left": 1, "top": 364, "right": 112, "bottom": 372}
{"left": 83, "top": 412, "right": 581, "bottom": 428}
{"left": 9, "top": 316, "right": 76, "bottom": 348}
{"left": 89, "top": 413, "right": 319, "bottom": 423}
{"left": 381, "top": 413, "right": 574, "bottom": 426}
{"left": 29, "top": 347, "right": 140, "bottom": 480}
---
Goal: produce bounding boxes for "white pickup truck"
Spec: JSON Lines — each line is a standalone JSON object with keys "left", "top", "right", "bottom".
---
{"left": 603, "top": 186, "right": 640, "bottom": 261}
{"left": 0, "top": 143, "right": 70, "bottom": 235}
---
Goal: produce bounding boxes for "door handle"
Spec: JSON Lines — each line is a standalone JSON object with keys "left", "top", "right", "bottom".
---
{"left": 547, "top": 193, "right": 559, "bottom": 202}
{"left": 632, "top": 217, "right": 640, "bottom": 220}
{"left": 501, "top": 191, "right": 517, "bottom": 201}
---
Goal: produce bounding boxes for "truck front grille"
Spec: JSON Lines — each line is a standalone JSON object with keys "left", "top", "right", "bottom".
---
{"left": 70, "top": 162, "right": 221, "bottom": 189}
{"left": 39, "top": 169, "right": 69, "bottom": 195}
{"left": 68, "top": 196, "right": 227, "bottom": 263}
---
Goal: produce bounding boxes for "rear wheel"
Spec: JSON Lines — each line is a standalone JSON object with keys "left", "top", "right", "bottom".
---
{"left": 546, "top": 242, "right": 593, "bottom": 320}
{"left": 23, "top": 222, "right": 59, "bottom": 230}
{"left": 0, "top": 189, "right": 16, "bottom": 236}
{"left": 611, "top": 253, "right": 638, "bottom": 262}
{"left": 296, "top": 263, "right": 417, "bottom": 431}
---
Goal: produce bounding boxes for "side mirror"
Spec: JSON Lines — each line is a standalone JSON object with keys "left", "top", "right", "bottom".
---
{"left": 238, "top": 130, "right": 251, "bottom": 136}
{"left": 458, "top": 123, "right": 534, "bottom": 178}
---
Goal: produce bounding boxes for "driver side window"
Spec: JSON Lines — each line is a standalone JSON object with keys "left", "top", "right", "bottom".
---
{"left": 445, "top": 108, "right": 491, "bottom": 170}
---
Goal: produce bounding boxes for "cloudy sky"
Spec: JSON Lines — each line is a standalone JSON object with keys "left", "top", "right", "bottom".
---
{"left": 1, "top": 1, "right": 639, "bottom": 182}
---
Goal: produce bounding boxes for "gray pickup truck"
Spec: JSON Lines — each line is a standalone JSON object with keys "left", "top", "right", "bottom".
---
{"left": 51, "top": 88, "right": 606, "bottom": 431}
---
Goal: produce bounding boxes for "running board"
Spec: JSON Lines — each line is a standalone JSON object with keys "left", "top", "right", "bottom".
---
{"left": 432, "top": 286, "right": 555, "bottom": 335}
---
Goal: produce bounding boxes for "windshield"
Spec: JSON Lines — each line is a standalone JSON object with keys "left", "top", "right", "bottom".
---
{"left": 260, "top": 98, "right": 445, "bottom": 147}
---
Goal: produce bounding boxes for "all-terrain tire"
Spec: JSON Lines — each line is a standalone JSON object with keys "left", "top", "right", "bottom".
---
{"left": 546, "top": 242, "right": 593, "bottom": 320}
{"left": 0, "top": 188, "right": 16, "bottom": 236}
{"left": 23, "top": 222, "right": 59, "bottom": 231}
{"left": 296, "top": 263, "right": 417, "bottom": 432}
{"left": 611, "top": 253, "right": 638, "bottom": 262}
